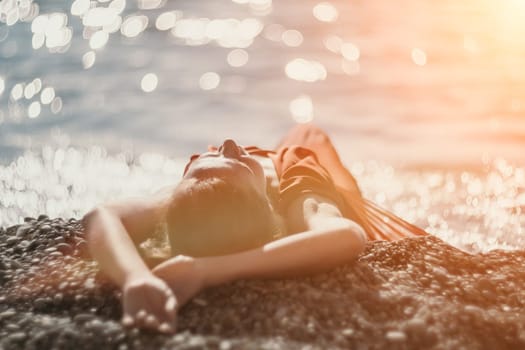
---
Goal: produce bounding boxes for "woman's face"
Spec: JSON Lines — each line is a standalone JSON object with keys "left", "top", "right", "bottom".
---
{"left": 184, "top": 139, "right": 266, "bottom": 194}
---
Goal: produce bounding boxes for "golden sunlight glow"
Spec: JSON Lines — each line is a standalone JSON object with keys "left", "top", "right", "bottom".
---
{"left": 411, "top": 48, "right": 427, "bottom": 66}
{"left": 227, "top": 49, "right": 249, "bottom": 67}
{"left": 282, "top": 29, "right": 303, "bottom": 47}
{"left": 41, "top": 87, "right": 55, "bottom": 105}
{"left": 199, "top": 72, "right": 220, "bottom": 90}
{"left": 28, "top": 101, "right": 41, "bottom": 119}
{"left": 289, "top": 95, "right": 314, "bottom": 123}
{"left": 121, "top": 15, "right": 148, "bottom": 38}
{"left": 285, "top": 58, "right": 327, "bottom": 82}
{"left": 82, "top": 51, "right": 96, "bottom": 69}
{"left": 89, "top": 31, "right": 109, "bottom": 50}
{"left": 313, "top": 2, "right": 338, "bottom": 23}
{"left": 141, "top": 73, "right": 158, "bottom": 92}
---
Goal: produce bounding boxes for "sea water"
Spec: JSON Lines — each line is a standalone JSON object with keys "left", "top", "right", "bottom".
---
{"left": 0, "top": 0, "right": 524, "bottom": 252}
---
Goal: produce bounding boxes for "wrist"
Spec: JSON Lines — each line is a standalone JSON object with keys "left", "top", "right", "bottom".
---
{"left": 123, "top": 269, "right": 154, "bottom": 287}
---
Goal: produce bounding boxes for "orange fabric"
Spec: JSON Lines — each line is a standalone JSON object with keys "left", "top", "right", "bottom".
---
{"left": 184, "top": 124, "right": 428, "bottom": 241}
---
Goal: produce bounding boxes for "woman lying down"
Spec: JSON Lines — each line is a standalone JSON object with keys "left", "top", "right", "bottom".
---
{"left": 82, "top": 124, "right": 427, "bottom": 333}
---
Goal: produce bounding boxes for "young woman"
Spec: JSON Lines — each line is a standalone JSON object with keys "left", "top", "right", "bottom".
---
{"left": 82, "top": 124, "right": 427, "bottom": 333}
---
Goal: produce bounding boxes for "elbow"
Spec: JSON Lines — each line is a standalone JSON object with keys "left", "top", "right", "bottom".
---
{"left": 338, "top": 221, "right": 367, "bottom": 261}
{"left": 82, "top": 205, "right": 113, "bottom": 241}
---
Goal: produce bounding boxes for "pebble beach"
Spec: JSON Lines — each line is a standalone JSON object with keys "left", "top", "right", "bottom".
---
{"left": 2, "top": 0, "right": 525, "bottom": 348}
{"left": 1, "top": 217, "right": 525, "bottom": 349}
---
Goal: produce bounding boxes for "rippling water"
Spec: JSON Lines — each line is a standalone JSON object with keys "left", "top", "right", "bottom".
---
{"left": 1, "top": 0, "right": 524, "bottom": 251}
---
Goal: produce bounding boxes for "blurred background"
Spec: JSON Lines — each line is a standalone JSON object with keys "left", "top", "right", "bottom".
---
{"left": 1, "top": 0, "right": 524, "bottom": 165}
{"left": 0, "top": 0, "right": 524, "bottom": 251}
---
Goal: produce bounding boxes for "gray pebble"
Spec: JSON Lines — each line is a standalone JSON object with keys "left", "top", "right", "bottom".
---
{"left": 7, "top": 332, "right": 27, "bottom": 342}
{"left": 74, "top": 313, "right": 95, "bottom": 323}
{"left": 56, "top": 243, "right": 73, "bottom": 255}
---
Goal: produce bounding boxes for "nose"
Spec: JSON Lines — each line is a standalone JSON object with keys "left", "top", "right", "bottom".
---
{"left": 220, "top": 139, "right": 241, "bottom": 158}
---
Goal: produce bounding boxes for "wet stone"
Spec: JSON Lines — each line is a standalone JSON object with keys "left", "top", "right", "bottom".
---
{"left": 6, "top": 332, "right": 27, "bottom": 342}
{"left": 56, "top": 243, "right": 73, "bottom": 255}
{"left": 37, "top": 215, "right": 49, "bottom": 221}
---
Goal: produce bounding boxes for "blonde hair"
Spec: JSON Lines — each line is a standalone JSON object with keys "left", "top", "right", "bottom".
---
{"left": 166, "top": 177, "right": 283, "bottom": 257}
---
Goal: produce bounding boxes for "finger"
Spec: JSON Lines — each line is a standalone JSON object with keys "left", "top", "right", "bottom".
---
{"left": 165, "top": 295, "right": 177, "bottom": 313}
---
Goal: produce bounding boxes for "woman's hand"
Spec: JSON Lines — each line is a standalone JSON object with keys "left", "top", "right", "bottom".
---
{"left": 152, "top": 255, "right": 205, "bottom": 308}
{"left": 121, "top": 274, "right": 177, "bottom": 333}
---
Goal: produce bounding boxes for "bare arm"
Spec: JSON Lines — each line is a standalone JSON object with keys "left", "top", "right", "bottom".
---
{"left": 83, "top": 186, "right": 177, "bottom": 332}
{"left": 153, "top": 193, "right": 366, "bottom": 305}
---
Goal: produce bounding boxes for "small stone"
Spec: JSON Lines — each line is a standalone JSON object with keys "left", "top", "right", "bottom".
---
{"left": 342, "top": 328, "right": 354, "bottom": 337}
{"left": 386, "top": 330, "right": 407, "bottom": 342}
{"left": 56, "top": 243, "right": 73, "bottom": 255}
{"left": 24, "top": 217, "right": 36, "bottom": 222}
{"left": 219, "top": 340, "right": 232, "bottom": 350}
{"left": 6, "top": 236, "right": 19, "bottom": 245}
{"left": 44, "top": 247, "right": 57, "bottom": 253}
{"left": 19, "top": 240, "right": 30, "bottom": 249}
{"left": 0, "top": 309, "right": 17, "bottom": 319}
{"left": 38, "top": 214, "right": 49, "bottom": 221}
{"left": 16, "top": 224, "right": 31, "bottom": 237}
{"left": 7, "top": 332, "right": 27, "bottom": 342}
{"left": 74, "top": 313, "right": 95, "bottom": 323}
{"left": 34, "top": 298, "right": 50, "bottom": 310}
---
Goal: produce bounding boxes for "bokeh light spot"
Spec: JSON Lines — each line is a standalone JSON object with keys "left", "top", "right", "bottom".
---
{"left": 121, "top": 15, "right": 148, "bottom": 38}
{"left": 285, "top": 58, "right": 327, "bottom": 82}
{"left": 82, "top": 51, "right": 96, "bottom": 69}
{"left": 227, "top": 49, "right": 249, "bottom": 67}
{"left": 411, "top": 48, "right": 427, "bottom": 66}
{"left": 313, "top": 2, "right": 338, "bottom": 22}
{"left": 323, "top": 35, "right": 342, "bottom": 53}
{"left": 28, "top": 101, "right": 41, "bottom": 118}
{"left": 282, "top": 29, "right": 303, "bottom": 47}
{"left": 156, "top": 11, "right": 179, "bottom": 31}
{"left": 0, "top": 76, "right": 5, "bottom": 96}
{"left": 70, "top": 0, "right": 90, "bottom": 17}
{"left": 11, "top": 83, "right": 23, "bottom": 101}
{"left": 199, "top": 72, "right": 220, "bottom": 90}
{"left": 89, "top": 31, "right": 109, "bottom": 50}
{"left": 50, "top": 97, "right": 63, "bottom": 114}
{"left": 41, "top": 87, "right": 55, "bottom": 105}
{"left": 341, "top": 42, "right": 360, "bottom": 61}
{"left": 141, "top": 73, "right": 158, "bottom": 92}
{"left": 289, "top": 95, "right": 313, "bottom": 123}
